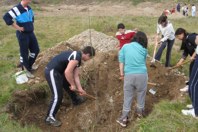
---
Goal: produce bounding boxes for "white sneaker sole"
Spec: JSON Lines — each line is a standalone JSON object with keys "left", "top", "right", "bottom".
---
{"left": 186, "top": 104, "right": 193, "bottom": 109}
{"left": 180, "top": 86, "right": 188, "bottom": 92}
{"left": 181, "top": 109, "right": 195, "bottom": 117}
{"left": 116, "top": 120, "right": 126, "bottom": 127}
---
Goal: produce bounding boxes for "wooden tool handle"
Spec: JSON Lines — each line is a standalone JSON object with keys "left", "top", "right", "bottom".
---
{"left": 170, "top": 60, "right": 191, "bottom": 70}
{"left": 74, "top": 89, "right": 96, "bottom": 100}
{"left": 148, "top": 82, "right": 157, "bottom": 86}
{"left": 84, "top": 93, "right": 97, "bottom": 100}
{"left": 152, "top": 37, "right": 158, "bottom": 60}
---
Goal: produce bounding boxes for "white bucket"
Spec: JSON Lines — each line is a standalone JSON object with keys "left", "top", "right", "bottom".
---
{"left": 14, "top": 71, "right": 28, "bottom": 84}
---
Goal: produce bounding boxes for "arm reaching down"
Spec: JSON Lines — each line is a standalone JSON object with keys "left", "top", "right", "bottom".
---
{"left": 74, "top": 67, "right": 86, "bottom": 95}
{"left": 64, "top": 60, "right": 78, "bottom": 91}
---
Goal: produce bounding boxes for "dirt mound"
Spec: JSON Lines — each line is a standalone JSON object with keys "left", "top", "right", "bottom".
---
{"left": 67, "top": 29, "right": 118, "bottom": 52}
{"left": 7, "top": 30, "right": 187, "bottom": 131}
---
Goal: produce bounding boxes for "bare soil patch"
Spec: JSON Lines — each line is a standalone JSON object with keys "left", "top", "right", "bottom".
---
{"left": 6, "top": 30, "right": 187, "bottom": 131}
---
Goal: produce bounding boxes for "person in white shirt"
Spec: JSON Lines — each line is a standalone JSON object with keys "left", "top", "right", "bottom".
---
{"left": 191, "top": 4, "right": 196, "bottom": 17}
{"left": 154, "top": 15, "right": 175, "bottom": 67}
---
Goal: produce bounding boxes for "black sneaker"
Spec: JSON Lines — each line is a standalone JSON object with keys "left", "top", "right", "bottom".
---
{"left": 185, "top": 81, "right": 189, "bottom": 85}
{"left": 16, "top": 63, "right": 22, "bottom": 68}
{"left": 45, "top": 117, "right": 62, "bottom": 127}
{"left": 72, "top": 96, "right": 86, "bottom": 106}
{"left": 136, "top": 110, "right": 146, "bottom": 118}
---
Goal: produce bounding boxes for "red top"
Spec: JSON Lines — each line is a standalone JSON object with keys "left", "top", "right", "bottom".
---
{"left": 116, "top": 30, "right": 136, "bottom": 49}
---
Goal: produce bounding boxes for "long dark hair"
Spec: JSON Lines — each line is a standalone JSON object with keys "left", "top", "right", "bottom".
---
{"left": 158, "top": 15, "right": 168, "bottom": 24}
{"left": 131, "top": 31, "right": 148, "bottom": 49}
{"left": 175, "top": 28, "right": 189, "bottom": 50}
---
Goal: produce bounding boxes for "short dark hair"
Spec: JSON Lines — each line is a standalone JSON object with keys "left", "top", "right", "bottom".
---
{"left": 117, "top": 23, "right": 125, "bottom": 29}
{"left": 82, "top": 46, "right": 95, "bottom": 57}
{"left": 131, "top": 31, "right": 148, "bottom": 49}
{"left": 158, "top": 15, "right": 167, "bottom": 24}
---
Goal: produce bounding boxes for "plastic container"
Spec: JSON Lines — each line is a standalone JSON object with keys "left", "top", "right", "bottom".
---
{"left": 14, "top": 71, "right": 28, "bottom": 84}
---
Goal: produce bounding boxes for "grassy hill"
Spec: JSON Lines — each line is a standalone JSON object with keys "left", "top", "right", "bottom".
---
{"left": 1, "top": 0, "right": 198, "bottom": 131}
{"left": 1, "top": 0, "right": 198, "bottom": 5}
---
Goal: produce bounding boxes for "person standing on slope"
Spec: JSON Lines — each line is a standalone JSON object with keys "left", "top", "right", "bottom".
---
{"left": 116, "top": 31, "right": 148, "bottom": 127}
{"left": 116, "top": 23, "right": 137, "bottom": 49}
{"left": 181, "top": 31, "right": 198, "bottom": 119}
{"left": 3, "top": 0, "right": 40, "bottom": 78}
{"left": 153, "top": 15, "right": 175, "bottom": 67}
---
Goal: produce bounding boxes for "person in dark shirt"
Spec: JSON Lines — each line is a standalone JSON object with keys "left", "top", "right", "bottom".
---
{"left": 175, "top": 28, "right": 197, "bottom": 92}
{"left": 176, "top": 3, "right": 181, "bottom": 12}
{"left": 175, "top": 28, "right": 198, "bottom": 119}
{"left": 45, "top": 46, "right": 95, "bottom": 127}
{"left": 3, "top": 0, "right": 40, "bottom": 78}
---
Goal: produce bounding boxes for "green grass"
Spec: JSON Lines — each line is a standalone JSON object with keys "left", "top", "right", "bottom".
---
{"left": 0, "top": 113, "right": 41, "bottom": 132}
{"left": 133, "top": 100, "right": 198, "bottom": 132}
{"left": 1, "top": 3, "right": 198, "bottom": 131}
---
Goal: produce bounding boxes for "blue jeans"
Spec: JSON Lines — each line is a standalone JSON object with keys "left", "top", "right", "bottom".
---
{"left": 155, "top": 39, "right": 174, "bottom": 67}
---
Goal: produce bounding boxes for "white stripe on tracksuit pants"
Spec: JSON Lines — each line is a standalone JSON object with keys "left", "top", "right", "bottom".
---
{"left": 45, "top": 69, "right": 63, "bottom": 119}
{"left": 189, "top": 55, "right": 198, "bottom": 116}
{"left": 45, "top": 68, "right": 79, "bottom": 119}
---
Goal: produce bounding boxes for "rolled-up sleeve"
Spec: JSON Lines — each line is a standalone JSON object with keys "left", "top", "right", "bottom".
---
{"left": 119, "top": 47, "right": 125, "bottom": 63}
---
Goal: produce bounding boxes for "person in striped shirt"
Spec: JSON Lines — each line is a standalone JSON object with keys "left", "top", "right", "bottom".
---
{"left": 3, "top": 0, "right": 40, "bottom": 78}
{"left": 44, "top": 46, "right": 95, "bottom": 127}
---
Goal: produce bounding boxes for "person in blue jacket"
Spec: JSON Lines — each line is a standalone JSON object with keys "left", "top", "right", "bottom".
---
{"left": 3, "top": 0, "right": 40, "bottom": 78}
{"left": 116, "top": 31, "right": 148, "bottom": 127}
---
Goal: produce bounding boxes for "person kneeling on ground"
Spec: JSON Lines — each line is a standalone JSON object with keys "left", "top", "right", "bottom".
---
{"left": 175, "top": 28, "right": 197, "bottom": 93}
{"left": 116, "top": 31, "right": 148, "bottom": 127}
{"left": 45, "top": 46, "right": 95, "bottom": 127}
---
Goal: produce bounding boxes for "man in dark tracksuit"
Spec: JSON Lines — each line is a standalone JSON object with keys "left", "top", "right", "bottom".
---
{"left": 3, "top": 0, "right": 40, "bottom": 78}
{"left": 45, "top": 46, "right": 95, "bottom": 127}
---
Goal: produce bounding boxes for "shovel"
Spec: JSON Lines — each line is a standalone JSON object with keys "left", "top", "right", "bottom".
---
{"left": 148, "top": 82, "right": 161, "bottom": 86}
{"left": 169, "top": 59, "right": 191, "bottom": 70}
{"left": 150, "top": 37, "right": 159, "bottom": 68}
{"left": 148, "top": 82, "right": 162, "bottom": 95}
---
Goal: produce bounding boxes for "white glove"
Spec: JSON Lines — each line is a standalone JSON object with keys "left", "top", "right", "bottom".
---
{"left": 151, "top": 58, "right": 156, "bottom": 63}
{"left": 196, "top": 46, "right": 198, "bottom": 54}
